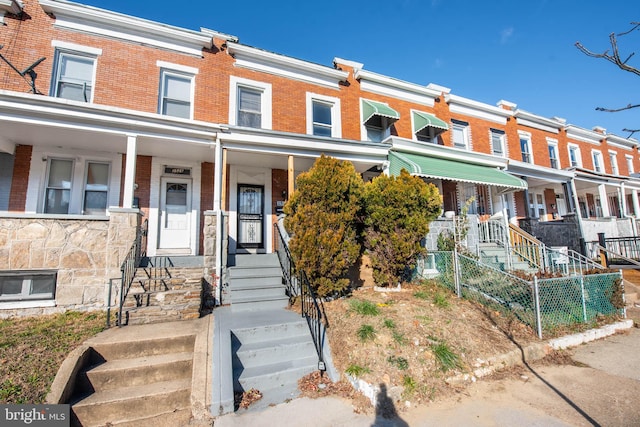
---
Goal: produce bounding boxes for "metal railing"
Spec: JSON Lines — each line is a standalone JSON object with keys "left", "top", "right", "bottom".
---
{"left": 116, "top": 219, "right": 148, "bottom": 327}
{"left": 509, "top": 224, "right": 542, "bottom": 268}
{"left": 586, "top": 242, "right": 640, "bottom": 269}
{"left": 478, "top": 219, "right": 509, "bottom": 247}
{"left": 599, "top": 235, "right": 640, "bottom": 262}
{"left": 274, "top": 222, "right": 327, "bottom": 371}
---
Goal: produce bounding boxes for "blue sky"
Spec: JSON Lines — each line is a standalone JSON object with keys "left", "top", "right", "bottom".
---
{"left": 80, "top": 0, "right": 639, "bottom": 137}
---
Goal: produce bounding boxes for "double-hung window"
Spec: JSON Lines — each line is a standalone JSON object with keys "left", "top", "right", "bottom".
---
{"left": 519, "top": 133, "right": 532, "bottom": 163}
{"left": 306, "top": 93, "right": 341, "bottom": 138}
{"left": 609, "top": 151, "right": 619, "bottom": 175}
{"left": 159, "top": 71, "right": 193, "bottom": 119}
{"left": 568, "top": 145, "right": 581, "bottom": 167}
{"left": 51, "top": 41, "right": 101, "bottom": 102}
{"left": 84, "top": 162, "right": 110, "bottom": 215}
{"left": 229, "top": 77, "right": 272, "bottom": 129}
{"left": 548, "top": 141, "right": 559, "bottom": 169}
{"left": 490, "top": 129, "right": 506, "bottom": 157}
{"left": 451, "top": 119, "right": 469, "bottom": 149}
{"left": 45, "top": 158, "right": 73, "bottom": 214}
{"left": 627, "top": 155, "right": 635, "bottom": 175}
{"left": 592, "top": 150, "right": 603, "bottom": 173}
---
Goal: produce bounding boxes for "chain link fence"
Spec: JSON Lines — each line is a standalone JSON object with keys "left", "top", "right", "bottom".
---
{"left": 417, "top": 251, "right": 624, "bottom": 338}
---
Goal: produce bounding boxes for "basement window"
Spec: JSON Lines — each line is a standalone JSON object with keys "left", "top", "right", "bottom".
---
{"left": 0, "top": 271, "right": 57, "bottom": 302}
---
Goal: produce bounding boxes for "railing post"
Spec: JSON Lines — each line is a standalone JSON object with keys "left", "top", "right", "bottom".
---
{"left": 453, "top": 248, "right": 461, "bottom": 298}
{"left": 580, "top": 275, "right": 588, "bottom": 322}
{"left": 598, "top": 233, "right": 608, "bottom": 267}
{"left": 533, "top": 276, "right": 543, "bottom": 339}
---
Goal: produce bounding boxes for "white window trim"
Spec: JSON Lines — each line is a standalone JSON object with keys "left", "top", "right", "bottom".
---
{"left": 608, "top": 150, "right": 619, "bottom": 175}
{"left": 626, "top": 155, "right": 635, "bottom": 175}
{"left": 158, "top": 68, "right": 196, "bottom": 119}
{"left": 156, "top": 60, "right": 199, "bottom": 76}
{"left": 518, "top": 131, "right": 533, "bottom": 164}
{"left": 229, "top": 76, "right": 272, "bottom": 129}
{"left": 591, "top": 149, "right": 603, "bottom": 173}
{"left": 50, "top": 45, "right": 99, "bottom": 103}
{"left": 490, "top": 129, "right": 506, "bottom": 157}
{"left": 568, "top": 144, "right": 582, "bottom": 168}
{"left": 450, "top": 119, "right": 470, "bottom": 150}
{"left": 547, "top": 138, "right": 560, "bottom": 169}
{"left": 306, "top": 92, "right": 341, "bottom": 138}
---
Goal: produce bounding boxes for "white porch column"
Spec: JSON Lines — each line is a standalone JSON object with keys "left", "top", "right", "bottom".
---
{"left": 122, "top": 134, "right": 137, "bottom": 209}
{"left": 213, "top": 136, "right": 222, "bottom": 212}
{"left": 633, "top": 189, "right": 640, "bottom": 217}
{"left": 620, "top": 183, "right": 627, "bottom": 216}
{"left": 213, "top": 136, "right": 223, "bottom": 305}
{"left": 598, "top": 184, "right": 610, "bottom": 217}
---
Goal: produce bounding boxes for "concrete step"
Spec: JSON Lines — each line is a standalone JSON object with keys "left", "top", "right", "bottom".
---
{"left": 230, "top": 274, "right": 283, "bottom": 288}
{"left": 232, "top": 320, "right": 309, "bottom": 345}
{"left": 237, "top": 384, "right": 302, "bottom": 413}
{"left": 232, "top": 254, "right": 279, "bottom": 267}
{"left": 72, "top": 379, "right": 191, "bottom": 426}
{"left": 231, "top": 296, "right": 289, "bottom": 312}
{"left": 233, "top": 335, "right": 316, "bottom": 369}
{"left": 235, "top": 357, "right": 317, "bottom": 392}
{"left": 90, "top": 334, "right": 195, "bottom": 361}
{"left": 83, "top": 352, "right": 193, "bottom": 392}
{"left": 97, "top": 408, "right": 192, "bottom": 427}
{"left": 229, "top": 266, "right": 283, "bottom": 279}
{"left": 231, "top": 285, "right": 286, "bottom": 301}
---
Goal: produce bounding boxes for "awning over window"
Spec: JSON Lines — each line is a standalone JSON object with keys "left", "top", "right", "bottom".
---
{"left": 412, "top": 111, "right": 449, "bottom": 134}
{"left": 362, "top": 99, "right": 400, "bottom": 124}
{"left": 389, "top": 151, "right": 527, "bottom": 190}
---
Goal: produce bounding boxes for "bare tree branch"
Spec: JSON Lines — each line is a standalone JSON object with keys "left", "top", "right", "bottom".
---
{"left": 623, "top": 128, "right": 640, "bottom": 139}
{"left": 595, "top": 103, "right": 640, "bottom": 112}
{"left": 575, "top": 21, "right": 640, "bottom": 77}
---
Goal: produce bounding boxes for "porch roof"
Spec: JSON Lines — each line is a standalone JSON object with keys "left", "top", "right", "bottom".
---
{"left": 389, "top": 151, "right": 527, "bottom": 190}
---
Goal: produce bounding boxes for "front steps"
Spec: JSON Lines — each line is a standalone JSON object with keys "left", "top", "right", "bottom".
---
{"left": 478, "top": 242, "right": 537, "bottom": 273}
{"left": 120, "top": 256, "right": 211, "bottom": 325}
{"left": 228, "top": 254, "right": 289, "bottom": 311}
{"left": 69, "top": 326, "right": 198, "bottom": 426}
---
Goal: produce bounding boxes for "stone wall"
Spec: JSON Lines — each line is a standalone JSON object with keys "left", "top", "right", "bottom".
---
{"left": 518, "top": 214, "right": 582, "bottom": 253}
{"left": 0, "top": 209, "right": 141, "bottom": 318}
{"left": 203, "top": 211, "right": 227, "bottom": 305}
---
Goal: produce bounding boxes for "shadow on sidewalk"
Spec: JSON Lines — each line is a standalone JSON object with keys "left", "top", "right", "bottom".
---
{"left": 371, "top": 383, "right": 409, "bottom": 427}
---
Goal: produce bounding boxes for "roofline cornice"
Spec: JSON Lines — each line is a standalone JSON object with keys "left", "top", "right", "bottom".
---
{"left": 606, "top": 133, "right": 638, "bottom": 149}
{"left": 354, "top": 69, "right": 441, "bottom": 99}
{"left": 515, "top": 109, "right": 565, "bottom": 131}
{"left": 0, "top": 0, "right": 22, "bottom": 15}
{"left": 565, "top": 125, "right": 604, "bottom": 145}
{"left": 226, "top": 42, "right": 348, "bottom": 87}
{"left": 444, "top": 94, "right": 513, "bottom": 119}
{"left": 39, "top": 0, "right": 212, "bottom": 57}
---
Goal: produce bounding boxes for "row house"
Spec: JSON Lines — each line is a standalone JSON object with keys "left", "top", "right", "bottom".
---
{"left": 0, "top": 0, "right": 638, "bottom": 315}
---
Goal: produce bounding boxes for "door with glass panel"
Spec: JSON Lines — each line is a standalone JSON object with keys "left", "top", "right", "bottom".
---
{"left": 158, "top": 177, "right": 191, "bottom": 249}
{"left": 237, "top": 185, "right": 264, "bottom": 249}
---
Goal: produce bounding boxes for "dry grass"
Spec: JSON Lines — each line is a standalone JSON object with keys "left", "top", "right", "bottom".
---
{"left": 0, "top": 311, "right": 107, "bottom": 403}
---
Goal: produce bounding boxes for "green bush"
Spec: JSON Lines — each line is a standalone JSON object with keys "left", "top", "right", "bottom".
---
{"left": 363, "top": 170, "right": 442, "bottom": 286}
{"left": 284, "top": 155, "right": 364, "bottom": 297}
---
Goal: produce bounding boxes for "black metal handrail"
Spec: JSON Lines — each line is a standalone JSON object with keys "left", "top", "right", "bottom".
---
{"left": 600, "top": 235, "right": 640, "bottom": 262}
{"left": 274, "top": 222, "right": 327, "bottom": 371}
{"left": 117, "top": 219, "right": 148, "bottom": 327}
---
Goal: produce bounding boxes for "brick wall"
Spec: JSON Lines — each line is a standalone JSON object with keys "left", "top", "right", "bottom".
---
{"left": 199, "top": 162, "right": 214, "bottom": 255}
{"left": 8, "top": 145, "right": 32, "bottom": 212}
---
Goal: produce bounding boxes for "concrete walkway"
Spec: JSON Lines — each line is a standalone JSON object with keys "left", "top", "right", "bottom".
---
{"left": 214, "top": 326, "right": 640, "bottom": 427}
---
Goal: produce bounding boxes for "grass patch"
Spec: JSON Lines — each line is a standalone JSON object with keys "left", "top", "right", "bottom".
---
{"left": 433, "top": 291, "right": 450, "bottom": 308}
{"left": 402, "top": 375, "right": 417, "bottom": 396}
{"left": 345, "top": 364, "right": 371, "bottom": 377}
{"left": 413, "top": 291, "right": 429, "bottom": 300}
{"left": 350, "top": 300, "right": 380, "bottom": 316}
{"left": 392, "top": 331, "right": 407, "bottom": 346}
{"left": 387, "top": 355, "right": 409, "bottom": 370}
{"left": 0, "top": 311, "right": 107, "bottom": 403}
{"left": 383, "top": 318, "right": 396, "bottom": 329}
{"left": 431, "top": 341, "right": 463, "bottom": 372}
{"left": 357, "top": 324, "right": 376, "bottom": 342}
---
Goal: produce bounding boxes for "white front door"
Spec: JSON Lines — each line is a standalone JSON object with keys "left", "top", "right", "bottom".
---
{"left": 158, "top": 177, "right": 191, "bottom": 249}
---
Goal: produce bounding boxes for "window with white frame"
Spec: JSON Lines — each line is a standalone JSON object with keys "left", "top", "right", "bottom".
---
{"left": 519, "top": 133, "right": 532, "bottom": 163}
{"left": 306, "top": 93, "right": 341, "bottom": 138}
{"left": 592, "top": 150, "right": 603, "bottom": 173}
{"left": 229, "top": 77, "right": 272, "bottom": 129}
{"left": 548, "top": 141, "right": 559, "bottom": 169}
{"left": 568, "top": 145, "right": 581, "bottom": 167}
{"left": 609, "top": 151, "right": 619, "bottom": 175}
{"left": 0, "top": 271, "right": 57, "bottom": 302}
{"left": 159, "top": 70, "right": 193, "bottom": 119}
{"left": 43, "top": 157, "right": 111, "bottom": 215}
{"left": 451, "top": 119, "right": 470, "bottom": 149}
{"left": 51, "top": 51, "right": 97, "bottom": 102}
{"left": 490, "top": 129, "right": 505, "bottom": 156}
{"left": 626, "top": 155, "right": 635, "bottom": 175}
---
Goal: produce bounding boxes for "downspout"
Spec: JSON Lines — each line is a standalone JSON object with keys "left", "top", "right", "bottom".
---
{"left": 213, "top": 134, "right": 223, "bottom": 305}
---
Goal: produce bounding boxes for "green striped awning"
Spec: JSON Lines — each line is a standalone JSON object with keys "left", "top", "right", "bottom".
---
{"left": 362, "top": 99, "right": 400, "bottom": 124}
{"left": 412, "top": 111, "right": 449, "bottom": 134}
{"left": 389, "top": 151, "right": 527, "bottom": 190}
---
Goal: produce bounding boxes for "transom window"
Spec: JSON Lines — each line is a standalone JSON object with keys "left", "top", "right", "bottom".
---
{"left": 159, "top": 70, "right": 193, "bottom": 119}
{"left": 52, "top": 52, "right": 96, "bottom": 102}
{"left": 490, "top": 129, "right": 505, "bottom": 156}
{"left": 0, "top": 271, "right": 56, "bottom": 302}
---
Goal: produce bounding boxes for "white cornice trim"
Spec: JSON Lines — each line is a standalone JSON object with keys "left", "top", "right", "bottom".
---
{"left": 389, "top": 137, "right": 508, "bottom": 168}
{"left": 507, "top": 160, "right": 574, "bottom": 181}
{"left": 606, "top": 134, "right": 637, "bottom": 150}
{"left": 226, "top": 43, "right": 348, "bottom": 89}
{"left": 333, "top": 57, "right": 363, "bottom": 71}
{"left": 515, "top": 109, "right": 563, "bottom": 134}
{"left": 355, "top": 70, "right": 439, "bottom": 107}
{"left": 40, "top": 0, "right": 211, "bottom": 57}
{"left": 200, "top": 27, "right": 238, "bottom": 43}
{"left": 445, "top": 93, "right": 512, "bottom": 125}
{"left": 565, "top": 125, "right": 604, "bottom": 145}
